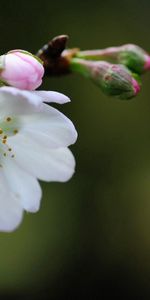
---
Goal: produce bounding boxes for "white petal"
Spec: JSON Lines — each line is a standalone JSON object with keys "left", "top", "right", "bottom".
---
{"left": 19, "top": 103, "right": 77, "bottom": 148}
{"left": 9, "top": 134, "right": 75, "bottom": 181}
{"left": 0, "top": 87, "right": 71, "bottom": 117}
{"left": 0, "top": 171, "right": 23, "bottom": 232}
{"left": 0, "top": 87, "right": 43, "bottom": 116}
{"left": 3, "top": 159, "right": 42, "bottom": 213}
{"left": 32, "top": 90, "right": 70, "bottom": 104}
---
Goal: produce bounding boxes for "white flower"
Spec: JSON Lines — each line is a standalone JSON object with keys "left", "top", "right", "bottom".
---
{"left": 0, "top": 86, "right": 77, "bottom": 232}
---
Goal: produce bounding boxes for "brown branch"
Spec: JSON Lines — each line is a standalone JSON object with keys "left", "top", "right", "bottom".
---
{"left": 36, "top": 35, "right": 79, "bottom": 76}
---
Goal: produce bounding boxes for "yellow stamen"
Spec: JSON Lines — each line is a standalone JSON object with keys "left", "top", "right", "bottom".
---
{"left": 14, "top": 129, "right": 18, "bottom": 134}
{"left": 6, "top": 117, "right": 12, "bottom": 122}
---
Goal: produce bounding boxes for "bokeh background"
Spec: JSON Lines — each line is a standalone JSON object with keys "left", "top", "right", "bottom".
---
{"left": 0, "top": 0, "right": 150, "bottom": 298}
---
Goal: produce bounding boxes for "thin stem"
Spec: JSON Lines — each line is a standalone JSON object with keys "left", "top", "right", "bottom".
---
{"left": 70, "top": 58, "right": 91, "bottom": 77}
{"left": 75, "top": 47, "right": 120, "bottom": 61}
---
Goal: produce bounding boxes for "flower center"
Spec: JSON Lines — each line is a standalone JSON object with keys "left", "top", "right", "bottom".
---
{"left": 0, "top": 116, "right": 19, "bottom": 162}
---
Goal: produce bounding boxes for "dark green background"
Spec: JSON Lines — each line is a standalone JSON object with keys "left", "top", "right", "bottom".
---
{"left": 0, "top": 0, "right": 150, "bottom": 299}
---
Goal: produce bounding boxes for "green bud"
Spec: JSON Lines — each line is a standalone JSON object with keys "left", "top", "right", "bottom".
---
{"left": 70, "top": 58, "right": 140, "bottom": 100}
{"left": 117, "top": 44, "right": 150, "bottom": 74}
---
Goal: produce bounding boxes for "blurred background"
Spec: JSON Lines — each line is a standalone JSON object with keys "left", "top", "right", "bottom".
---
{"left": 0, "top": 0, "right": 150, "bottom": 298}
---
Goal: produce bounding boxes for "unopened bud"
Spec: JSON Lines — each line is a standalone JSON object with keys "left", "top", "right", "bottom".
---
{"left": 116, "top": 44, "right": 150, "bottom": 74}
{"left": 0, "top": 50, "right": 44, "bottom": 90}
{"left": 70, "top": 58, "right": 140, "bottom": 99}
{"left": 77, "top": 44, "right": 150, "bottom": 74}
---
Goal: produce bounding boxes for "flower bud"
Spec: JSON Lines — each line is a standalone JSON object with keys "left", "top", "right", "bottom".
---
{"left": 70, "top": 58, "right": 140, "bottom": 100}
{"left": 77, "top": 44, "right": 150, "bottom": 75}
{"left": 116, "top": 44, "right": 150, "bottom": 74}
{"left": 0, "top": 50, "right": 44, "bottom": 90}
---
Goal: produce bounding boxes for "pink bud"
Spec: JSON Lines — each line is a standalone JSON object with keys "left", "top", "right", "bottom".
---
{"left": 132, "top": 78, "right": 141, "bottom": 95}
{"left": 144, "top": 55, "right": 150, "bottom": 71}
{"left": 0, "top": 50, "right": 44, "bottom": 90}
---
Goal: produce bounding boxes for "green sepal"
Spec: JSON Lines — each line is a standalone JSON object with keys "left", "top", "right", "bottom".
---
{"left": 118, "top": 51, "right": 145, "bottom": 74}
{"left": 0, "top": 55, "right": 5, "bottom": 71}
{"left": 7, "top": 50, "right": 43, "bottom": 65}
{"left": 132, "top": 72, "right": 142, "bottom": 85}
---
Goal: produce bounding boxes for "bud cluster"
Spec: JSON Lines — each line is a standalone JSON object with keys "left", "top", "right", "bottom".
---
{"left": 37, "top": 37, "right": 150, "bottom": 100}
{"left": 0, "top": 35, "right": 149, "bottom": 101}
{"left": 70, "top": 43, "right": 150, "bottom": 100}
{"left": 76, "top": 44, "right": 150, "bottom": 75}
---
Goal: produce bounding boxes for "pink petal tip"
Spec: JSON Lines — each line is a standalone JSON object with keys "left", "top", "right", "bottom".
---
{"left": 132, "top": 78, "right": 140, "bottom": 95}
{"left": 144, "top": 55, "right": 150, "bottom": 70}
